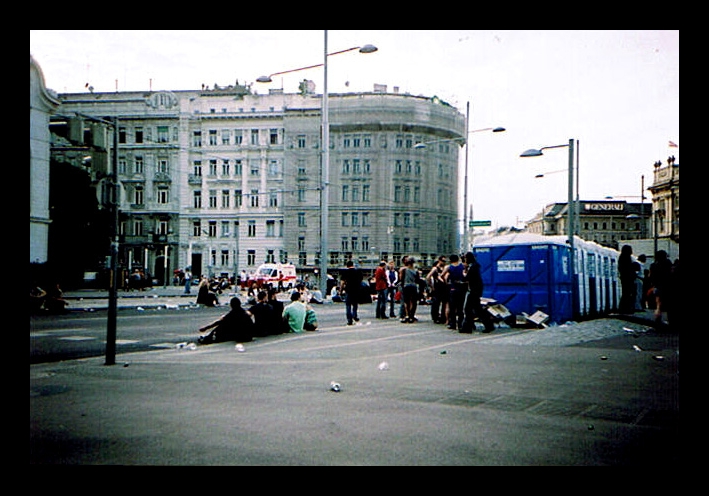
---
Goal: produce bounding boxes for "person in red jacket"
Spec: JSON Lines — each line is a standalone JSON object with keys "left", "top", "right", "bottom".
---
{"left": 374, "top": 261, "right": 389, "bottom": 319}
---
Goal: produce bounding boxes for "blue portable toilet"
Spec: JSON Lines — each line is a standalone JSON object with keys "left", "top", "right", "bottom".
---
{"left": 473, "top": 233, "right": 574, "bottom": 324}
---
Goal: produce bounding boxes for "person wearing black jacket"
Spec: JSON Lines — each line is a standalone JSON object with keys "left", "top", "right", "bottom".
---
{"left": 460, "top": 251, "right": 495, "bottom": 334}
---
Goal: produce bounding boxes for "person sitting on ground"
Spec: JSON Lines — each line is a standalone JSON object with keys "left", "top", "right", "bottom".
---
{"left": 196, "top": 275, "right": 219, "bottom": 307}
{"left": 30, "top": 283, "right": 47, "bottom": 314}
{"left": 283, "top": 290, "right": 307, "bottom": 333}
{"left": 44, "top": 282, "right": 69, "bottom": 314}
{"left": 198, "top": 297, "right": 253, "bottom": 344}
{"left": 249, "top": 290, "right": 276, "bottom": 337}
{"left": 267, "top": 288, "right": 289, "bottom": 334}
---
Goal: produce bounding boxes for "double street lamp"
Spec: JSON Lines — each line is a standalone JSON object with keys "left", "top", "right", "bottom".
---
{"left": 257, "top": 32, "right": 377, "bottom": 297}
{"left": 521, "top": 139, "right": 579, "bottom": 314}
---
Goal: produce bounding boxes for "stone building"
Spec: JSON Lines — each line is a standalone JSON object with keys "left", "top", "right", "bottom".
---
{"left": 50, "top": 83, "right": 465, "bottom": 284}
{"left": 29, "top": 55, "right": 59, "bottom": 264}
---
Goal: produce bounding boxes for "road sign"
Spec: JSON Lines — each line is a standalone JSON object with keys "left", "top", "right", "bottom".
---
{"left": 469, "top": 220, "right": 492, "bottom": 227}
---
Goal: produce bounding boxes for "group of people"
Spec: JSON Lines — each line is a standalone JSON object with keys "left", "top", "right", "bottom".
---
{"left": 30, "top": 281, "right": 69, "bottom": 315}
{"left": 197, "top": 285, "right": 318, "bottom": 345}
{"left": 343, "top": 253, "right": 495, "bottom": 333}
{"left": 618, "top": 245, "right": 679, "bottom": 329}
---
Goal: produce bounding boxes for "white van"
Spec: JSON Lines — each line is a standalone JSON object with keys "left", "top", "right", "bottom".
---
{"left": 249, "top": 263, "right": 297, "bottom": 290}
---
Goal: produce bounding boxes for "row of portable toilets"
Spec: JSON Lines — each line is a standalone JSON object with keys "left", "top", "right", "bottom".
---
{"left": 472, "top": 233, "right": 621, "bottom": 325}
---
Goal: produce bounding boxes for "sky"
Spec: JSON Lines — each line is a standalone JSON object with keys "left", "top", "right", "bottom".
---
{"left": 30, "top": 30, "right": 679, "bottom": 230}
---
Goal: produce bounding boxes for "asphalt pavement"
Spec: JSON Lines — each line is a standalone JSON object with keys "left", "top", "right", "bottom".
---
{"left": 30, "top": 285, "right": 679, "bottom": 466}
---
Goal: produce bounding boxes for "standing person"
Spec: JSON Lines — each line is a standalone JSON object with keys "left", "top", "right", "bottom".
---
{"left": 239, "top": 269, "right": 248, "bottom": 290}
{"left": 649, "top": 250, "right": 673, "bottom": 325}
{"left": 374, "top": 261, "right": 389, "bottom": 319}
{"left": 460, "top": 251, "right": 495, "bottom": 333}
{"left": 618, "top": 244, "right": 636, "bottom": 314}
{"left": 633, "top": 260, "right": 644, "bottom": 311}
{"left": 249, "top": 290, "right": 274, "bottom": 337}
{"left": 667, "top": 258, "right": 679, "bottom": 331}
{"left": 426, "top": 256, "right": 448, "bottom": 324}
{"left": 183, "top": 267, "right": 192, "bottom": 294}
{"left": 441, "top": 254, "right": 466, "bottom": 330}
{"left": 340, "top": 260, "right": 363, "bottom": 325}
{"left": 283, "top": 291, "right": 307, "bottom": 333}
{"left": 197, "top": 297, "right": 253, "bottom": 344}
{"left": 385, "top": 260, "right": 399, "bottom": 318}
{"left": 401, "top": 257, "right": 420, "bottom": 323}
{"left": 397, "top": 255, "right": 409, "bottom": 320}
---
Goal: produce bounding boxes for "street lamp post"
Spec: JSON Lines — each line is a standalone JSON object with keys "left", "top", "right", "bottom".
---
{"left": 414, "top": 115, "right": 504, "bottom": 251}
{"left": 257, "top": 32, "right": 377, "bottom": 298}
{"left": 521, "top": 139, "right": 578, "bottom": 317}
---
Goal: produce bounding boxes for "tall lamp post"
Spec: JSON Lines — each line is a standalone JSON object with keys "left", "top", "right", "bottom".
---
{"left": 520, "top": 139, "right": 578, "bottom": 317}
{"left": 257, "top": 32, "right": 377, "bottom": 297}
{"left": 414, "top": 117, "right": 504, "bottom": 251}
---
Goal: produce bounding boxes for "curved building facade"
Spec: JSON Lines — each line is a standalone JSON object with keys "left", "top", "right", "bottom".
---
{"left": 50, "top": 85, "right": 465, "bottom": 283}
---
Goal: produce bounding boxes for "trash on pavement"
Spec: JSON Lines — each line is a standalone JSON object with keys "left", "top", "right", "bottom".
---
{"left": 330, "top": 381, "right": 341, "bottom": 392}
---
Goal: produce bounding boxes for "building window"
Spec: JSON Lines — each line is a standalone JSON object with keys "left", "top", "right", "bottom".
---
{"left": 251, "top": 129, "right": 259, "bottom": 145}
{"left": 157, "top": 126, "right": 169, "bottom": 143}
{"left": 134, "top": 219, "right": 143, "bottom": 236}
{"left": 209, "top": 190, "right": 217, "bottom": 208}
{"left": 342, "top": 185, "right": 349, "bottom": 202}
{"left": 298, "top": 213, "right": 306, "bottom": 227}
{"left": 193, "top": 191, "right": 202, "bottom": 209}
{"left": 209, "top": 159, "right": 218, "bottom": 176}
{"left": 248, "top": 221, "right": 256, "bottom": 237}
{"left": 250, "top": 190, "right": 259, "bottom": 207}
{"left": 247, "top": 250, "right": 256, "bottom": 266}
{"left": 234, "top": 159, "right": 243, "bottom": 175}
{"left": 269, "top": 191, "right": 278, "bottom": 208}
{"left": 157, "top": 158, "right": 169, "bottom": 174}
{"left": 250, "top": 160, "right": 260, "bottom": 176}
{"left": 193, "top": 131, "right": 202, "bottom": 147}
{"left": 221, "top": 190, "right": 230, "bottom": 208}
{"left": 134, "top": 156, "right": 144, "bottom": 175}
{"left": 209, "top": 130, "right": 218, "bottom": 146}
{"left": 221, "top": 250, "right": 230, "bottom": 266}
{"left": 298, "top": 187, "right": 306, "bottom": 202}
{"left": 157, "top": 220, "right": 169, "bottom": 235}
{"left": 342, "top": 160, "right": 350, "bottom": 174}
{"left": 157, "top": 187, "right": 169, "bottom": 204}
{"left": 235, "top": 190, "right": 242, "bottom": 207}
{"left": 208, "top": 221, "right": 217, "bottom": 237}
{"left": 135, "top": 127, "right": 143, "bottom": 144}
{"left": 119, "top": 127, "right": 127, "bottom": 144}
{"left": 266, "top": 220, "right": 275, "bottom": 237}
{"left": 268, "top": 159, "right": 279, "bottom": 176}
{"left": 297, "top": 135, "right": 306, "bottom": 148}
{"left": 222, "top": 159, "right": 230, "bottom": 176}
{"left": 193, "top": 160, "right": 202, "bottom": 176}
{"left": 118, "top": 158, "right": 127, "bottom": 175}
{"left": 221, "top": 221, "right": 230, "bottom": 237}
{"left": 234, "top": 130, "right": 243, "bottom": 146}
{"left": 193, "top": 221, "right": 201, "bottom": 237}
{"left": 222, "top": 129, "right": 231, "bottom": 145}
{"left": 270, "top": 129, "right": 279, "bottom": 145}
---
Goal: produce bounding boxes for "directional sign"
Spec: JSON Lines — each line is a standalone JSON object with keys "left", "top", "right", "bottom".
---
{"left": 469, "top": 220, "right": 492, "bottom": 227}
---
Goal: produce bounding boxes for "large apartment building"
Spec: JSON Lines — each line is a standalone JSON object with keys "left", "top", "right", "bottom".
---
{"left": 51, "top": 83, "right": 466, "bottom": 284}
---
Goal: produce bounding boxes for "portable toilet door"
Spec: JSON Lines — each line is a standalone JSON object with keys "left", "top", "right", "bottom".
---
{"left": 576, "top": 244, "right": 589, "bottom": 318}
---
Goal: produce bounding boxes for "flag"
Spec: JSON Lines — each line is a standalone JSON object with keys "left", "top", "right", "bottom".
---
{"left": 668, "top": 140, "right": 678, "bottom": 148}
